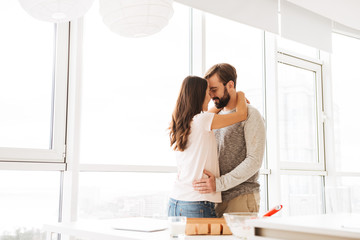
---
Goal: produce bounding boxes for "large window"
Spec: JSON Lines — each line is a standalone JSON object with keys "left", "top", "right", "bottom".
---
{"left": 3, "top": 2, "right": 360, "bottom": 238}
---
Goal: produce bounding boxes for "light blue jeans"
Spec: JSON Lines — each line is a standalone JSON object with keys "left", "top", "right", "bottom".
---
{"left": 168, "top": 198, "right": 217, "bottom": 218}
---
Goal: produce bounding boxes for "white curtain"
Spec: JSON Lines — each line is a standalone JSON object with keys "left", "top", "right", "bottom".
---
{"left": 286, "top": 0, "right": 360, "bottom": 31}
{"left": 175, "top": 0, "right": 279, "bottom": 34}
{"left": 281, "top": 0, "right": 332, "bottom": 52}
{"left": 175, "top": 0, "right": 360, "bottom": 52}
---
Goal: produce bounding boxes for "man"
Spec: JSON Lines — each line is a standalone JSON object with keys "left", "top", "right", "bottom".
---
{"left": 193, "top": 63, "right": 266, "bottom": 217}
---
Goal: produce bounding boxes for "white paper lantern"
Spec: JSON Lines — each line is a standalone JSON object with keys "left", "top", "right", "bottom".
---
{"left": 99, "top": 0, "right": 174, "bottom": 37}
{"left": 18, "top": 0, "right": 95, "bottom": 23}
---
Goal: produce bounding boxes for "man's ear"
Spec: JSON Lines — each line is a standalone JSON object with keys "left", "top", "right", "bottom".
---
{"left": 227, "top": 80, "right": 235, "bottom": 90}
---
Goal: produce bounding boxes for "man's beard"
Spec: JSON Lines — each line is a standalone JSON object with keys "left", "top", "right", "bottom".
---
{"left": 213, "top": 87, "right": 230, "bottom": 109}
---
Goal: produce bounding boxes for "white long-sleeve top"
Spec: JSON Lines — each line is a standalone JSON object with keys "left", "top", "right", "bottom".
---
{"left": 170, "top": 112, "right": 222, "bottom": 203}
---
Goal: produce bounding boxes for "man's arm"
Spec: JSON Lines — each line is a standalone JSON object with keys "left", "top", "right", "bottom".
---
{"left": 193, "top": 107, "right": 266, "bottom": 193}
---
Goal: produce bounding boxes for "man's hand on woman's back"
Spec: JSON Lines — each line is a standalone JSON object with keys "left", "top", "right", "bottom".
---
{"left": 192, "top": 170, "right": 216, "bottom": 194}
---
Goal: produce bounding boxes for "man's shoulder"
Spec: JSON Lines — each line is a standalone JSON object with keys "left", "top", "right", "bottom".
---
{"left": 245, "top": 105, "right": 265, "bottom": 127}
{"left": 247, "top": 105, "right": 262, "bottom": 118}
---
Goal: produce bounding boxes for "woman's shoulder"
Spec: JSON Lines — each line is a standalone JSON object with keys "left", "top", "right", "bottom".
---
{"left": 192, "top": 112, "right": 215, "bottom": 130}
{"left": 193, "top": 111, "right": 215, "bottom": 121}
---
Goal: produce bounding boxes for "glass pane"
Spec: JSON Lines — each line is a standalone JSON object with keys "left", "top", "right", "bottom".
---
{"left": 205, "top": 13, "right": 264, "bottom": 115}
{"left": 332, "top": 33, "right": 360, "bottom": 172}
{"left": 336, "top": 177, "right": 360, "bottom": 213}
{"left": 80, "top": 2, "right": 189, "bottom": 165}
{"left": 0, "top": 0, "right": 54, "bottom": 149}
{"left": 0, "top": 171, "right": 60, "bottom": 239}
{"left": 280, "top": 175, "right": 324, "bottom": 216}
{"left": 277, "top": 37, "right": 319, "bottom": 59}
{"left": 325, "top": 186, "right": 352, "bottom": 214}
{"left": 278, "top": 63, "right": 318, "bottom": 163}
{"left": 78, "top": 172, "right": 175, "bottom": 219}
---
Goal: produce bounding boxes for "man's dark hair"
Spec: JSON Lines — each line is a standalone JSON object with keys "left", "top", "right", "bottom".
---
{"left": 204, "top": 63, "right": 237, "bottom": 87}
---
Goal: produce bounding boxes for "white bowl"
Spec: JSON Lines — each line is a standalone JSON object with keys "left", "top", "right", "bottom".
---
{"left": 223, "top": 212, "right": 258, "bottom": 239}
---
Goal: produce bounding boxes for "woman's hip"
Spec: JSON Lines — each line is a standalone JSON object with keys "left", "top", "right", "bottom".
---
{"left": 168, "top": 198, "right": 216, "bottom": 218}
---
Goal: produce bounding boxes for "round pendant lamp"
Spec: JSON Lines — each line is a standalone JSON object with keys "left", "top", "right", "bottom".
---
{"left": 18, "top": 0, "right": 95, "bottom": 23}
{"left": 99, "top": 0, "right": 174, "bottom": 38}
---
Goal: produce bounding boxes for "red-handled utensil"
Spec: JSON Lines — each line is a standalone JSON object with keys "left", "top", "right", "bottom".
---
{"left": 263, "top": 204, "right": 283, "bottom": 217}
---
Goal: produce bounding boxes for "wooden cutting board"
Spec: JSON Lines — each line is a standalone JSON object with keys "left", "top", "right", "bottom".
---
{"left": 185, "top": 218, "right": 232, "bottom": 235}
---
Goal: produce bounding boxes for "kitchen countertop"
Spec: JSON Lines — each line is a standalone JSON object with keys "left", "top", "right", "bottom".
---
{"left": 43, "top": 218, "right": 238, "bottom": 240}
{"left": 247, "top": 213, "right": 360, "bottom": 240}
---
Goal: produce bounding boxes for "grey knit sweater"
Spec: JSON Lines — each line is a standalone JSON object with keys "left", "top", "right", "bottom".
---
{"left": 214, "top": 105, "right": 266, "bottom": 201}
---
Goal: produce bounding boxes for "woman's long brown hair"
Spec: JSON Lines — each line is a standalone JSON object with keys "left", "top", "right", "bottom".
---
{"left": 169, "top": 76, "right": 208, "bottom": 151}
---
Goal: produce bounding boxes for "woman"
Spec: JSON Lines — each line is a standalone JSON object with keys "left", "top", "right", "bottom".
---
{"left": 168, "top": 75, "right": 247, "bottom": 218}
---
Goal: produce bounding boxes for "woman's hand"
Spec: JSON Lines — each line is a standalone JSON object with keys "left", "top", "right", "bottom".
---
{"left": 236, "top": 91, "right": 245, "bottom": 100}
{"left": 236, "top": 91, "right": 250, "bottom": 104}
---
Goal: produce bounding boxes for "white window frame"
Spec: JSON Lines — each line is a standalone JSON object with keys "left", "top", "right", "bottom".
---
{"left": 0, "top": 23, "right": 69, "bottom": 164}
{"left": 265, "top": 34, "right": 328, "bottom": 213}
{"left": 276, "top": 50, "right": 325, "bottom": 171}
